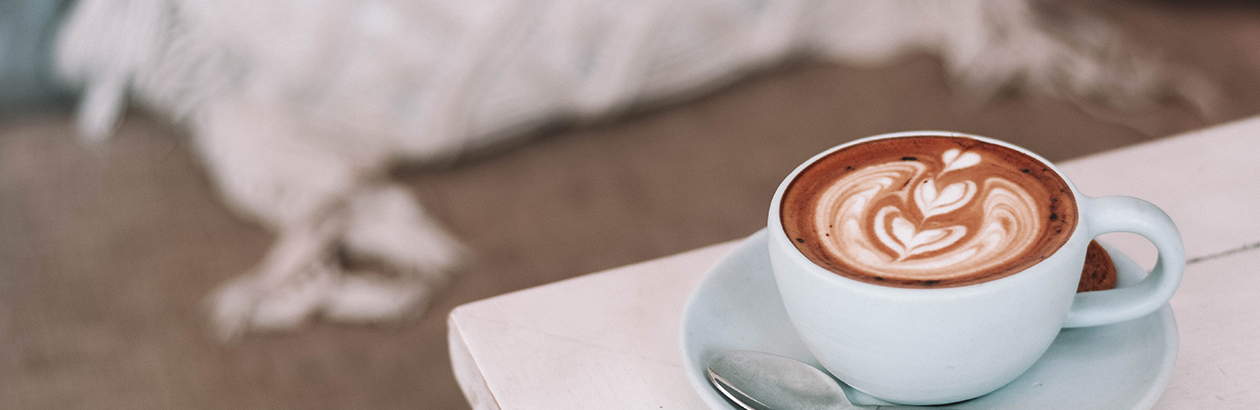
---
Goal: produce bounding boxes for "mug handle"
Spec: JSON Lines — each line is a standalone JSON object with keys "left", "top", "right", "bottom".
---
{"left": 1062, "top": 196, "right": 1185, "bottom": 328}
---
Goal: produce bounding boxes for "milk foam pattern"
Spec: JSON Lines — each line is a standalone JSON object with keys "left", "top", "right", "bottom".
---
{"left": 815, "top": 149, "right": 1042, "bottom": 280}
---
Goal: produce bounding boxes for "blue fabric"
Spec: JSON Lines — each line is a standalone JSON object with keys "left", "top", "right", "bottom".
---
{"left": 0, "top": 0, "right": 77, "bottom": 118}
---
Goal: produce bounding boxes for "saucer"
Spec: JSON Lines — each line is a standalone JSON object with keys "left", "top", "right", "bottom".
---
{"left": 679, "top": 229, "right": 1178, "bottom": 409}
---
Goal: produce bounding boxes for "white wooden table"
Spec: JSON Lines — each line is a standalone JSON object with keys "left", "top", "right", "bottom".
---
{"left": 448, "top": 118, "right": 1260, "bottom": 409}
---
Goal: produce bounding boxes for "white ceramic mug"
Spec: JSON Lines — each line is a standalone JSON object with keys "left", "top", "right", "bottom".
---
{"left": 767, "top": 131, "right": 1184, "bottom": 405}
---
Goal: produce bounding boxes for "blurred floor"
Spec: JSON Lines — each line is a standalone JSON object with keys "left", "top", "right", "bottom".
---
{"left": 2, "top": 0, "right": 1259, "bottom": 409}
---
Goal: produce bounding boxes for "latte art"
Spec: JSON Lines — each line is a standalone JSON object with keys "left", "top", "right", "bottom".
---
{"left": 816, "top": 149, "right": 1041, "bottom": 280}
{"left": 780, "top": 136, "right": 1077, "bottom": 287}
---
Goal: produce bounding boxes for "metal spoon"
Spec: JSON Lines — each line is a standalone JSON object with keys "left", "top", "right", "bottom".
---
{"left": 707, "top": 350, "right": 915, "bottom": 410}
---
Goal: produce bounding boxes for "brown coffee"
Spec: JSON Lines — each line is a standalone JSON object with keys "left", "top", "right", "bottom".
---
{"left": 780, "top": 135, "right": 1077, "bottom": 288}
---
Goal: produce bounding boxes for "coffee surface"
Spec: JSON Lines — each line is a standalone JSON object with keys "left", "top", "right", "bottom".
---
{"left": 781, "top": 136, "right": 1077, "bottom": 288}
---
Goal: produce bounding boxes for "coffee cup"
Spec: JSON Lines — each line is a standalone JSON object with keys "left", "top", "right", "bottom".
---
{"left": 767, "top": 131, "right": 1184, "bottom": 405}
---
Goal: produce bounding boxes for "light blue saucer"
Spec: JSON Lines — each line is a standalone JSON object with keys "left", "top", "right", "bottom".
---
{"left": 680, "top": 229, "right": 1178, "bottom": 409}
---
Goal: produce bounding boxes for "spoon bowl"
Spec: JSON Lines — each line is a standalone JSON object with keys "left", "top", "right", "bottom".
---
{"left": 707, "top": 350, "right": 916, "bottom": 410}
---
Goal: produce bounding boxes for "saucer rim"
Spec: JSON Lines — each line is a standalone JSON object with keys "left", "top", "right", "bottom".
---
{"left": 678, "top": 228, "right": 1178, "bottom": 410}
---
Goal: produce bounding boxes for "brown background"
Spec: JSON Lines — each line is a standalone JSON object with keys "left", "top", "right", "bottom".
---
{"left": 4, "top": 1, "right": 1260, "bottom": 408}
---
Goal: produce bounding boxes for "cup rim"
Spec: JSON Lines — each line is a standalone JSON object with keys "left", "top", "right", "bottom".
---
{"left": 767, "top": 130, "right": 1087, "bottom": 296}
